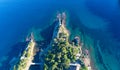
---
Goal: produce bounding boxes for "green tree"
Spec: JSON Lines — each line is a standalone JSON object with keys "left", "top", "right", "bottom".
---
{"left": 44, "top": 64, "right": 48, "bottom": 70}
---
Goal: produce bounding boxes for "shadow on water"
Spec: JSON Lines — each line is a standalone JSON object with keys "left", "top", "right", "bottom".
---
{"left": 40, "top": 20, "right": 58, "bottom": 43}
{"left": 29, "top": 21, "right": 59, "bottom": 70}
{"left": 29, "top": 40, "right": 48, "bottom": 70}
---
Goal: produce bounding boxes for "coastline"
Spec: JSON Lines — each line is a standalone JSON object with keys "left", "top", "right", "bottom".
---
{"left": 2, "top": 11, "right": 98, "bottom": 70}
{"left": 24, "top": 40, "right": 36, "bottom": 70}
{"left": 12, "top": 34, "right": 36, "bottom": 70}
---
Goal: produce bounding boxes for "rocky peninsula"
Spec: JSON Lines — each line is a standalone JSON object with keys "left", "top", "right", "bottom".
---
{"left": 41, "top": 12, "right": 92, "bottom": 70}
{"left": 9, "top": 12, "right": 92, "bottom": 70}
{"left": 12, "top": 33, "right": 36, "bottom": 70}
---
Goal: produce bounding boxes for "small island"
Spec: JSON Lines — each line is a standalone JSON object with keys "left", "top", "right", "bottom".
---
{"left": 11, "top": 12, "right": 92, "bottom": 70}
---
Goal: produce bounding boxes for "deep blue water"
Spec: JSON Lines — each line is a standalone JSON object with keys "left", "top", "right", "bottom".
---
{"left": 0, "top": 0, "right": 120, "bottom": 70}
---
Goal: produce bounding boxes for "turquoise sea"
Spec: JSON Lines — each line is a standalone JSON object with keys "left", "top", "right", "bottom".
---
{"left": 0, "top": 0, "right": 120, "bottom": 70}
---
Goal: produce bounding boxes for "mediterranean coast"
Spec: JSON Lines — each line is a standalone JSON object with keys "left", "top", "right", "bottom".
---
{"left": 2, "top": 12, "right": 93, "bottom": 70}
{"left": 0, "top": 1, "right": 120, "bottom": 70}
{"left": 0, "top": 9, "right": 120, "bottom": 70}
